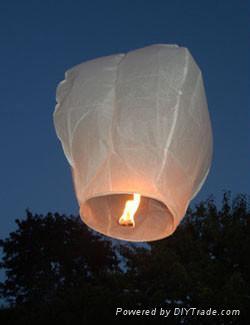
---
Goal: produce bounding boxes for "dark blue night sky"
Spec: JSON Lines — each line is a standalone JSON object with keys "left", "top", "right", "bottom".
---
{"left": 0, "top": 0, "right": 249, "bottom": 239}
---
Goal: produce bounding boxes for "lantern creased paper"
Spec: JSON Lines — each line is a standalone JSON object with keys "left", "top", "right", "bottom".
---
{"left": 53, "top": 44, "right": 213, "bottom": 242}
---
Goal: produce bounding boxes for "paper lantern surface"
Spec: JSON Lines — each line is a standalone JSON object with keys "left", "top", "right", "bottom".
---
{"left": 54, "top": 44, "right": 213, "bottom": 242}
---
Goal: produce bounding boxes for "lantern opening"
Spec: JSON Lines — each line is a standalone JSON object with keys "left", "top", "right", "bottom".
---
{"left": 118, "top": 193, "right": 141, "bottom": 227}
{"left": 80, "top": 193, "right": 174, "bottom": 242}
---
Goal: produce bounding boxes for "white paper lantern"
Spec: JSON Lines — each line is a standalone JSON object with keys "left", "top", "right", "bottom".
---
{"left": 53, "top": 44, "right": 213, "bottom": 242}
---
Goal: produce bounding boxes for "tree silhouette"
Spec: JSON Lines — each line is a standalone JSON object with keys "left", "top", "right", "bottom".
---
{"left": 0, "top": 192, "right": 249, "bottom": 324}
{"left": 0, "top": 211, "right": 117, "bottom": 306}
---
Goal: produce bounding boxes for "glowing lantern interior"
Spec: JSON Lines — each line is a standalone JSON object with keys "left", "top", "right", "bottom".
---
{"left": 80, "top": 193, "right": 174, "bottom": 242}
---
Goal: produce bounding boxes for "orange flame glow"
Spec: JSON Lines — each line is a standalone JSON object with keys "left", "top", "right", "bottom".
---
{"left": 118, "top": 193, "right": 141, "bottom": 227}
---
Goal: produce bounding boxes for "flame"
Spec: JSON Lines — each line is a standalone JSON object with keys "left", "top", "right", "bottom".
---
{"left": 118, "top": 193, "right": 141, "bottom": 227}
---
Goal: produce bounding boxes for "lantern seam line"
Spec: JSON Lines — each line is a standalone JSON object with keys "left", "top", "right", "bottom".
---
{"left": 190, "top": 123, "right": 213, "bottom": 199}
{"left": 183, "top": 72, "right": 211, "bottom": 199}
{"left": 185, "top": 72, "right": 202, "bottom": 127}
{"left": 108, "top": 53, "right": 126, "bottom": 199}
{"left": 82, "top": 152, "right": 113, "bottom": 195}
{"left": 54, "top": 71, "right": 93, "bottom": 166}
{"left": 68, "top": 107, "right": 97, "bottom": 167}
{"left": 69, "top": 60, "right": 124, "bottom": 167}
{"left": 68, "top": 82, "right": 113, "bottom": 156}
{"left": 156, "top": 48, "right": 189, "bottom": 184}
{"left": 75, "top": 56, "right": 127, "bottom": 197}
{"left": 115, "top": 74, "right": 179, "bottom": 93}
{"left": 156, "top": 46, "right": 160, "bottom": 155}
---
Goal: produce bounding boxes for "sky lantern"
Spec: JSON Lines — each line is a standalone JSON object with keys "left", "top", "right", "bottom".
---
{"left": 53, "top": 44, "right": 213, "bottom": 242}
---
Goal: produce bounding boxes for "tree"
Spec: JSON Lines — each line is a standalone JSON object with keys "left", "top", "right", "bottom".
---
{"left": 0, "top": 211, "right": 118, "bottom": 307}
